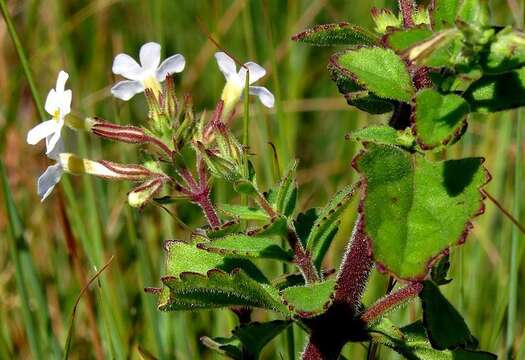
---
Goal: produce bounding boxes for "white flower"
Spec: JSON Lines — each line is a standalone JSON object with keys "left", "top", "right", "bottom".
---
{"left": 214, "top": 52, "right": 275, "bottom": 114}
{"left": 37, "top": 139, "right": 65, "bottom": 201}
{"left": 27, "top": 71, "right": 72, "bottom": 154}
{"left": 111, "top": 42, "right": 185, "bottom": 101}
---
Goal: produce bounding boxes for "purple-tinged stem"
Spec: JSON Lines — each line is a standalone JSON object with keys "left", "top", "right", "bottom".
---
{"left": 197, "top": 191, "right": 221, "bottom": 228}
{"left": 287, "top": 228, "right": 319, "bottom": 284}
{"left": 361, "top": 282, "right": 423, "bottom": 325}
{"left": 334, "top": 215, "right": 373, "bottom": 310}
{"left": 398, "top": 0, "right": 415, "bottom": 28}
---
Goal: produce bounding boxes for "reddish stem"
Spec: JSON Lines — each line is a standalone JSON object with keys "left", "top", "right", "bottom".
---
{"left": 398, "top": 0, "right": 415, "bottom": 28}
{"left": 287, "top": 228, "right": 319, "bottom": 284}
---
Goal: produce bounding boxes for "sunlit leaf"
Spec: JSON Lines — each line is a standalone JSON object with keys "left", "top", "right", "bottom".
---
{"left": 280, "top": 279, "right": 336, "bottom": 318}
{"left": 292, "top": 22, "right": 378, "bottom": 46}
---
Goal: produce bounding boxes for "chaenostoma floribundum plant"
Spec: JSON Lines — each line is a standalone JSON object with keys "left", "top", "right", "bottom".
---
{"left": 28, "top": 0, "right": 524, "bottom": 358}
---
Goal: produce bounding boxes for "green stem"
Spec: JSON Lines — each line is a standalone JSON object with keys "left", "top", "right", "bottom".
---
{"left": 0, "top": 0, "right": 45, "bottom": 120}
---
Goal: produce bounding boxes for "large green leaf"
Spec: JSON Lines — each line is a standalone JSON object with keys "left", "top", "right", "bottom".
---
{"left": 377, "top": 321, "right": 496, "bottom": 360}
{"left": 420, "top": 281, "right": 478, "bottom": 350}
{"left": 305, "top": 184, "right": 358, "bottom": 269}
{"left": 280, "top": 279, "right": 336, "bottom": 318}
{"left": 413, "top": 89, "right": 470, "bottom": 149}
{"left": 354, "top": 144, "right": 489, "bottom": 280}
{"left": 196, "top": 234, "right": 293, "bottom": 262}
{"left": 385, "top": 27, "right": 433, "bottom": 52}
{"left": 349, "top": 126, "right": 416, "bottom": 149}
{"left": 480, "top": 27, "right": 525, "bottom": 74}
{"left": 464, "top": 67, "right": 525, "bottom": 113}
{"left": 292, "top": 22, "right": 378, "bottom": 46}
{"left": 330, "top": 48, "right": 415, "bottom": 102}
{"left": 457, "top": 0, "right": 489, "bottom": 26}
{"left": 218, "top": 204, "right": 270, "bottom": 222}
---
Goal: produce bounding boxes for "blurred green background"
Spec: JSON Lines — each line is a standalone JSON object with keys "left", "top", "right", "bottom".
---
{"left": 0, "top": 0, "right": 523, "bottom": 359}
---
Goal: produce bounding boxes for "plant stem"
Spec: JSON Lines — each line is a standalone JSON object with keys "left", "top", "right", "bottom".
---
{"left": 287, "top": 228, "right": 319, "bottom": 283}
{"left": 483, "top": 190, "right": 525, "bottom": 235}
{"left": 0, "top": 0, "right": 46, "bottom": 120}
{"left": 397, "top": 0, "right": 415, "bottom": 28}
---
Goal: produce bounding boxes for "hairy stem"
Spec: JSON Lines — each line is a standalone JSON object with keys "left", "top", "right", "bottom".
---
{"left": 334, "top": 215, "right": 373, "bottom": 309}
{"left": 361, "top": 282, "right": 423, "bottom": 325}
{"left": 287, "top": 229, "right": 319, "bottom": 283}
{"left": 196, "top": 192, "right": 221, "bottom": 228}
{"left": 302, "top": 332, "right": 346, "bottom": 360}
{"left": 398, "top": 0, "right": 415, "bottom": 28}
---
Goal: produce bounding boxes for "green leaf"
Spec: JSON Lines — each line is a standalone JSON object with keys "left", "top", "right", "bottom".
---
{"left": 330, "top": 48, "right": 415, "bottom": 102}
{"left": 274, "top": 160, "right": 298, "bottom": 217}
{"left": 292, "top": 22, "right": 378, "bottom": 46}
{"left": 385, "top": 27, "right": 433, "bottom": 52}
{"left": 371, "top": 8, "right": 403, "bottom": 34}
{"left": 464, "top": 67, "right": 525, "bottom": 113}
{"left": 200, "top": 336, "right": 242, "bottom": 360}
{"left": 232, "top": 321, "right": 291, "bottom": 357}
{"left": 404, "top": 29, "right": 464, "bottom": 68}
{"left": 294, "top": 208, "right": 320, "bottom": 248}
{"left": 430, "top": 0, "right": 459, "bottom": 30}
{"left": 306, "top": 184, "right": 358, "bottom": 269}
{"left": 349, "top": 126, "right": 416, "bottom": 148}
{"left": 280, "top": 279, "right": 336, "bottom": 318}
{"left": 354, "top": 144, "right": 489, "bottom": 280}
{"left": 247, "top": 216, "right": 288, "bottom": 237}
{"left": 218, "top": 204, "right": 270, "bottom": 222}
{"left": 430, "top": 254, "right": 452, "bottom": 285}
{"left": 480, "top": 27, "right": 525, "bottom": 74}
{"left": 204, "top": 220, "right": 242, "bottom": 239}
{"left": 413, "top": 89, "right": 470, "bottom": 149}
{"left": 457, "top": 0, "right": 490, "bottom": 26}
{"left": 159, "top": 269, "right": 289, "bottom": 314}
{"left": 420, "top": 281, "right": 478, "bottom": 350}
{"left": 376, "top": 321, "right": 496, "bottom": 360}
{"left": 196, "top": 234, "right": 293, "bottom": 262}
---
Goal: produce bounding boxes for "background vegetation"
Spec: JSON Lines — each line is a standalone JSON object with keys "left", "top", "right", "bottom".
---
{"left": 0, "top": 0, "right": 523, "bottom": 358}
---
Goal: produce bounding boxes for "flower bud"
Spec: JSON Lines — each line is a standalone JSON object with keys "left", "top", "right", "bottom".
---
{"left": 90, "top": 118, "right": 148, "bottom": 144}
{"left": 128, "top": 177, "right": 164, "bottom": 208}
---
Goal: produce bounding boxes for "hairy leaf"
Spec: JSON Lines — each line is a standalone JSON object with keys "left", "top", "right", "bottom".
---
{"left": 464, "top": 67, "right": 525, "bottom": 113}
{"left": 247, "top": 216, "right": 288, "bottom": 237}
{"left": 292, "top": 22, "right": 378, "bottom": 46}
{"left": 354, "top": 144, "right": 489, "bottom": 280}
{"left": 306, "top": 184, "right": 358, "bottom": 269}
{"left": 218, "top": 204, "right": 270, "bottom": 222}
{"left": 330, "top": 48, "right": 415, "bottom": 102}
{"left": 385, "top": 27, "right": 433, "bottom": 52}
{"left": 404, "top": 29, "right": 463, "bottom": 68}
{"left": 420, "top": 281, "right": 478, "bottom": 350}
{"left": 294, "top": 208, "right": 320, "bottom": 248}
{"left": 196, "top": 234, "right": 293, "bottom": 262}
{"left": 480, "top": 27, "right": 525, "bottom": 74}
{"left": 274, "top": 160, "right": 298, "bottom": 217}
{"left": 457, "top": 0, "right": 490, "bottom": 26}
{"left": 280, "top": 279, "right": 336, "bottom": 318}
{"left": 350, "top": 126, "right": 416, "bottom": 148}
{"left": 413, "top": 89, "right": 470, "bottom": 149}
{"left": 430, "top": 0, "right": 459, "bottom": 30}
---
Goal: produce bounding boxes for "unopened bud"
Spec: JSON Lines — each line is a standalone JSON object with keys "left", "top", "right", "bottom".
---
{"left": 128, "top": 177, "right": 164, "bottom": 208}
{"left": 91, "top": 118, "right": 148, "bottom": 144}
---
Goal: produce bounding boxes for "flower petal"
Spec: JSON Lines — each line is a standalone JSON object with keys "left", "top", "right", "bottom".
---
{"left": 59, "top": 89, "right": 72, "bottom": 116}
{"left": 37, "top": 163, "right": 63, "bottom": 201}
{"left": 55, "top": 70, "right": 69, "bottom": 93}
{"left": 140, "top": 42, "right": 161, "bottom": 72}
{"left": 47, "top": 138, "right": 65, "bottom": 161}
{"left": 214, "top": 52, "right": 238, "bottom": 81}
{"left": 112, "top": 53, "right": 142, "bottom": 80}
{"left": 156, "top": 54, "right": 185, "bottom": 81}
{"left": 27, "top": 120, "right": 57, "bottom": 145}
{"left": 239, "top": 62, "right": 266, "bottom": 85}
{"left": 44, "top": 89, "right": 58, "bottom": 115}
{"left": 45, "top": 118, "right": 64, "bottom": 155}
{"left": 110, "top": 80, "right": 144, "bottom": 101}
{"left": 249, "top": 86, "right": 275, "bottom": 108}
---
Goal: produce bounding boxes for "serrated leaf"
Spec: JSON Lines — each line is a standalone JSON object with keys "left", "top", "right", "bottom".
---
{"left": 280, "top": 279, "right": 336, "bottom": 318}
{"left": 377, "top": 321, "right": 496, "bottom": 360}
{"left": 274, "top": 160, "right": 298, "bottom": 217}
{"left": 196, "top": 234, "right": 293, "bottom": 262}
{"left": 404, "top": 29, "right": 464, "bottom": 68}
{"left": 464, "top": 67, "right": 525, "bottom": 113}
{"left": 306, "top": 184, "right": 358, "bottom": 269}
{"left": 292, "top": 22, "right": 378, "bottom": 46}
{"left": 457, "top": 0, "right": 490, "bottom": 26}
{"left": 204, "top": 220, "right": 242, "bottom": 238}
{"left": 385, "top": 27, "right": 433, "bottom": 52}
{"left": 218, "top": 204, "right": 270, "bottom": 221}
{"left": 330, "top": 48, "right": 415, "bottom": 102}
{"left": 480, "top": 27, "right": 525, "bottom": 74}
{"left": 232, "top": 320, "right": 291, "bottom": 357}
{"left": 354, "top": 144, "right": 489, "bottom": 280}
{"left": 160, "top": 269, "right": 289, "bottom": 314}
{"left": 420, "top": 281, "right": 478, "bottom": 350}
{"left": 430, "top": 0, "right": 459, "bottom": 30}
{"left": 413, "top": 89, "right": 470, "bottom": 149}
{"left": 350, "top": 126, "right": 416, "bottom": 148}
{"left": 247, "top": 216, "right": 288, "bottom": 237}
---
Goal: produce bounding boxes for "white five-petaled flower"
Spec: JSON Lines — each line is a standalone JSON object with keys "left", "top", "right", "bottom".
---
{"left": 214, "top": 52, "right": 275, "bottom": 114}
{"left": 111, "top": 42, "right": 185, "bottom": 101}
{"left": 27, "top": 70, "right": 72, "bottom": 154}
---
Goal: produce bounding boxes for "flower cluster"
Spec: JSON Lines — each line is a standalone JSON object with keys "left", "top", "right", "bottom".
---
{"left": 27, "top": 42, "right": 274, "bottom": 205}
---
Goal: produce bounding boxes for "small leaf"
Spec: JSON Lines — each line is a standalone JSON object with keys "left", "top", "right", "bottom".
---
{"left": 385, "top": 27, "right": 433, "bottom": 52}
{"left": 232, "top": 320, "right": 291, "bottom": 357}
{"left": 430, "top": 0, "right": 459, "bottom": 30}
{"left": 160, "top": 269, "right": 289, "bottom": 314}
{"left": 247, "top": 216, "right": 288, "bottom": 237}
{"left": 292, "top": 22, "right": 378, "bottom": 46}
{"left": 371, "top": 7, "right": 403, "bottom": 34}
{"left": 349, "top": 126, "right": 416, "bottom": 148}
{"left": 280, "top": 279, "right": 336, "bottom": 318}
{"left": 464, "top": 67, "right": 525, "bottom": 113}
{"left": 200, "top": 336, "right": 242, "bottom": 360}
{"left": 306, "top": 184, "right": 358, "bottom": 269}
{"left": 457, "top": 0, "right": 490, "bottom": 26}
{"left": 330, "top": 48, "right": 415, "bottom": 102}
{"left": 420, "top": 281, "right": 478, "bottom": 350}
{"left": 354, "top": 144, "right": 489, "bottom": 280}
{"left": 218, "top": 204, "right": 270, "bottom": 222}
{"left": 274, "top": 160, "right": 298, "bottom": 217}
{"left": 204, "top": 220, "right": 242, "bottom": 239}
{"left": 480, "top": 27, "right": 525, "bottom": 74}
{"left": 430, "top": 254, "right": 452, "bottom": 285}
{"left": 294, "top": 208, "right": 320, "bottom": 247}
{"left": 413, "top": 88, "right": 470, "bottom": 149}
{"left": 404, "top": 29, "right": 464, "bottom": 68}
{"left": 196, "top": 234, "right": 293, "bottom": 262}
